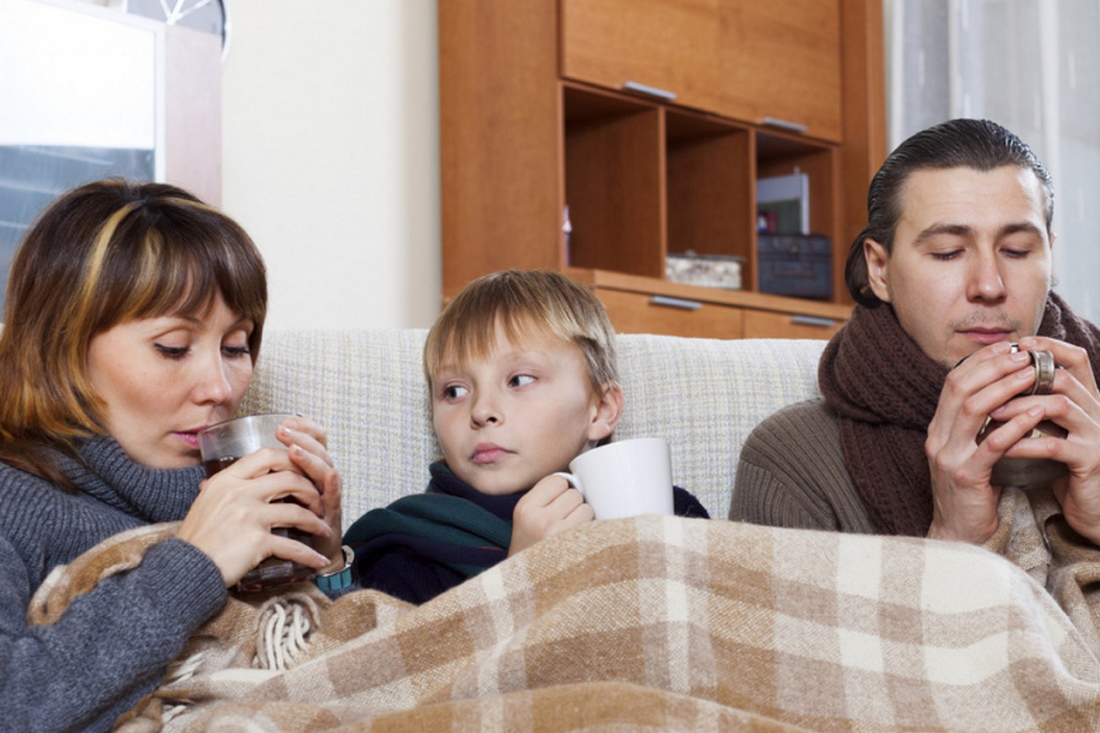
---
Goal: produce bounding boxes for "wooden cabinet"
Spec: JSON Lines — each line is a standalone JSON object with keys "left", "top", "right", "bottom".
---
{"left": 439, "top": 0, "right": 885, "bottom": 340}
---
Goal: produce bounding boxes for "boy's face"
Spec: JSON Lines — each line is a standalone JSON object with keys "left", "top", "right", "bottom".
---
{"left": 431, "top": 326, "right": 614, "bottom": 495}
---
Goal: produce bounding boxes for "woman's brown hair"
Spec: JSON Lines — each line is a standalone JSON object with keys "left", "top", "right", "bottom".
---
{"left": 0, "top": 179, "right": 267, "bottom": 489}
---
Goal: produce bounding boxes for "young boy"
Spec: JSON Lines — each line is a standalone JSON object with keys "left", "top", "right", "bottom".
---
{"left": 344, "top": 270, "right": 708, "bottom": 604}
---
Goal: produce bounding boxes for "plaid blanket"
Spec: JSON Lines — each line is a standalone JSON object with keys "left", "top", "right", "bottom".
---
{"left": 28, "top": 491, "right": 1100, "bottom": 732}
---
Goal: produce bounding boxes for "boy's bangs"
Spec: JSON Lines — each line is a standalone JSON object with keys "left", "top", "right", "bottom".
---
{"left": 437, "top": 308, "right": 570, "bottom": 371}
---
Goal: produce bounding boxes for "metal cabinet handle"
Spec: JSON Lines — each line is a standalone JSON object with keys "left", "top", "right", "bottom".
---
{"left": 761, "top": 116, "right": 809, "bottom": 134}
{"left": 790, "top": 314, "right": 837, "bottom": 328}
{"left": 649, "top": 295, "right": 702, "bottom": 311}
{"left": 622, "top": 81, "right": 677, "bottom": 101}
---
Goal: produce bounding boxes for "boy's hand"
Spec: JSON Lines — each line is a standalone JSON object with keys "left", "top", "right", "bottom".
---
{"left": 508, "top": 475, "right": 594, "bottom": 556}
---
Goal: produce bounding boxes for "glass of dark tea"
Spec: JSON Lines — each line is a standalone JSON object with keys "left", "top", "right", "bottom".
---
{"left": 198, "top": 413, "right": 318, "bottom": 592}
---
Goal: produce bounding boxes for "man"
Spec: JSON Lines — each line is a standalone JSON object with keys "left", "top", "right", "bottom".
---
{"left": 730, "top": 118, "right": 1100, "bottom": 548}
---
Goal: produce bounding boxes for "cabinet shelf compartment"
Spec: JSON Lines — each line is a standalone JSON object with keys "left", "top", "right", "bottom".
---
{"left": 563, "top": 84, "right": 664, "bottom": 278}
{"left": 666, "top": 109, "right": 753, "bottom": 289}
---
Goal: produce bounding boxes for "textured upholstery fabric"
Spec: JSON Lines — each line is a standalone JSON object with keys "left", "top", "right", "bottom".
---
{"left": 241, "top": 330, "right": 827, "bottom": 523}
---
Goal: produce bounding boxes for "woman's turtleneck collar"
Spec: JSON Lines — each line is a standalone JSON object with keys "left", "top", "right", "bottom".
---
{"left": 63, "top": 436, "right": 205, "bottom": 524}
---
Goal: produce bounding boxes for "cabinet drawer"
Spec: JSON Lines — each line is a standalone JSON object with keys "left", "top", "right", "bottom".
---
{"left": 743, "top": 308, "right": 844, "bottom": 340}
{"left": 596, "top": 288, "right": 744, "bottom": 339}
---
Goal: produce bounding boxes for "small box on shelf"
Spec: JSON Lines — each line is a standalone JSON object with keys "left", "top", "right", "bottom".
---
{"left": 666, "top": 251, "right": 743, "bottom": 290}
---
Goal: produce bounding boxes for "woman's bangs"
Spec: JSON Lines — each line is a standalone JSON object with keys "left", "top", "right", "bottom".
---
{"left": 103, "top": 224, "right": 265, "bottom": 332}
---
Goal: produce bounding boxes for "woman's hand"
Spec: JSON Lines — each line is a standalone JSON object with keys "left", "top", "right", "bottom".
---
{"left": 177, "top": 446, "right": 333, "bottom": 586}
{"left": 508, "top": 474, "right": 593, "bottom": 556}
{"left": 177, "top": 415, "right": 346, "bottom": 586}
{"left": 277, "top": 416, "right": 345, "bottom": 572}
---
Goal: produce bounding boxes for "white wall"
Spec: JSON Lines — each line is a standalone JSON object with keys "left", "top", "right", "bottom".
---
{"left": 221, "top": 0, "right": 441, "bottom": 330}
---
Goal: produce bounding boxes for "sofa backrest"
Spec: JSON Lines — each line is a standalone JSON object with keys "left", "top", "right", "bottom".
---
{"left": 242, "top": 330, "right": 826, "bottom": 523}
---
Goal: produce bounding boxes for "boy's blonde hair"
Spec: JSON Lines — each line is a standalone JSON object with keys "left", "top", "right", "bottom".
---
{"left": 424, "top": 270, "right": 618, "bottom": 392}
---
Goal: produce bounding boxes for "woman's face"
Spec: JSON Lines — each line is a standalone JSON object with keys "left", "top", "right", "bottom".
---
{"left": 86, "top": 292, "right": 255, "bottom": 468}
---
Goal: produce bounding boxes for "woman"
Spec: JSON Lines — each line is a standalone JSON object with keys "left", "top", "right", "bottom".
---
{"left": 0, "top": 179, "right": 347, "bottom": 732}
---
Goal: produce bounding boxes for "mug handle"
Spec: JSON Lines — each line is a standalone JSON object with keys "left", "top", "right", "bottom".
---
{"left": 552, "top": 471, "right": 585, "bottom": 498}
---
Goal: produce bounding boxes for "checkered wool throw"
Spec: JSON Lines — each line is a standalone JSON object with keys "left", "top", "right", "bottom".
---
{"left": 29, "top": 495, "right": 1100, "bottom": 732}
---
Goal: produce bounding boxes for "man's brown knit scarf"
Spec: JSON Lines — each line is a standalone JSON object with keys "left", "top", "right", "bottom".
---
{"left": 818, "top": 293, "right": 1100, "bottom": 536}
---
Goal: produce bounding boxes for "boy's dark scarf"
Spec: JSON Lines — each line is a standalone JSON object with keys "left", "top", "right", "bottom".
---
{"left": 818, "top": 292, "right": 1100, "bottom": 536}
{"left": 343, "top": 463, "right": 519, "bottom": 582}
{"left": 344, "top": 464, "right": 712, "bottom": 591}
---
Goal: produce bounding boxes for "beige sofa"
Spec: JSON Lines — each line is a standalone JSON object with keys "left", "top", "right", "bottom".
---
{"left": 240, "top": 330, "right": 828, "bottom": 523}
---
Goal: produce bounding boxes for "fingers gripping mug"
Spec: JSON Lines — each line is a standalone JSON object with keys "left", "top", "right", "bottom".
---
{"left": 967, "top": 344, "right": 1069, "bottom": 487}
{"left": 198, "top": 413, "right": 318, "bottom": 592}
{"left": 553, "top": 437, "right": 675, "bottom": 520}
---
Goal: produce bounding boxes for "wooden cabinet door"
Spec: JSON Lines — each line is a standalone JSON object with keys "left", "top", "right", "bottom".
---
{"left": 563, "top": 0, "right": 842, "bottom": 141}
{"left": 718, "top": 0, "right": 842, "bottom": 142}
{"left": 561, "top": 0, "right": 723, "bottom": 114}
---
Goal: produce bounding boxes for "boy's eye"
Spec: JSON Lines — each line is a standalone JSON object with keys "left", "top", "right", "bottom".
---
{"left": 442, "top": 384, "right": 469, "bottom": 399}
{"left": 222, "top": 344, "right": 251, "bottom": 359}
{"left": 509, "top": 374, "right": 536, "bottom": 388}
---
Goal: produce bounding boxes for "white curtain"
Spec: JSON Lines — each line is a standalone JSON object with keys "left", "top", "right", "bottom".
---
{"left": 885, "top": 0, "right": 1100, "bottom": 321}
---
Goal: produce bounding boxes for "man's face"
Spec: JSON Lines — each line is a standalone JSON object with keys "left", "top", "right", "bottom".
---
{"left": 865, "top": 165, "right": 1052, "bottom": 367}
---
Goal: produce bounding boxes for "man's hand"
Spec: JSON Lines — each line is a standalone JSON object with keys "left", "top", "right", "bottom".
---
{"left": 925, "top": 341, "right": 1041, "bottom": 544}
{"left": 508, "top": 475, "right": 594, "bottom": 556}
{"left": 992, "top": 336, "right": 1100, "bottom": 545}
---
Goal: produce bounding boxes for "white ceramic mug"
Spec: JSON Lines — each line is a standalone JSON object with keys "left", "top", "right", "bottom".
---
{"left": 554, "top": 437, "right": 674, "bottom": 520}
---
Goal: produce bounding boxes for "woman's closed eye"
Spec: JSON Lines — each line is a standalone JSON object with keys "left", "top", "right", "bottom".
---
{"left": 154, "top": 343, "right": 189, "bottom": 360}
{"left": 222, "top": 344, "right": 251, "bottom": 359}
{"left": 154, "top": 343, "right": 250, "bottom": 360}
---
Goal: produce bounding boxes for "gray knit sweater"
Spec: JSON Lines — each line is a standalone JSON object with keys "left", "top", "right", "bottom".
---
{"left": 0, "top": 437, "right": 227, "bottom": 732}
{"left": 729, "top": 398, "right": 876, "bottom": 533}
